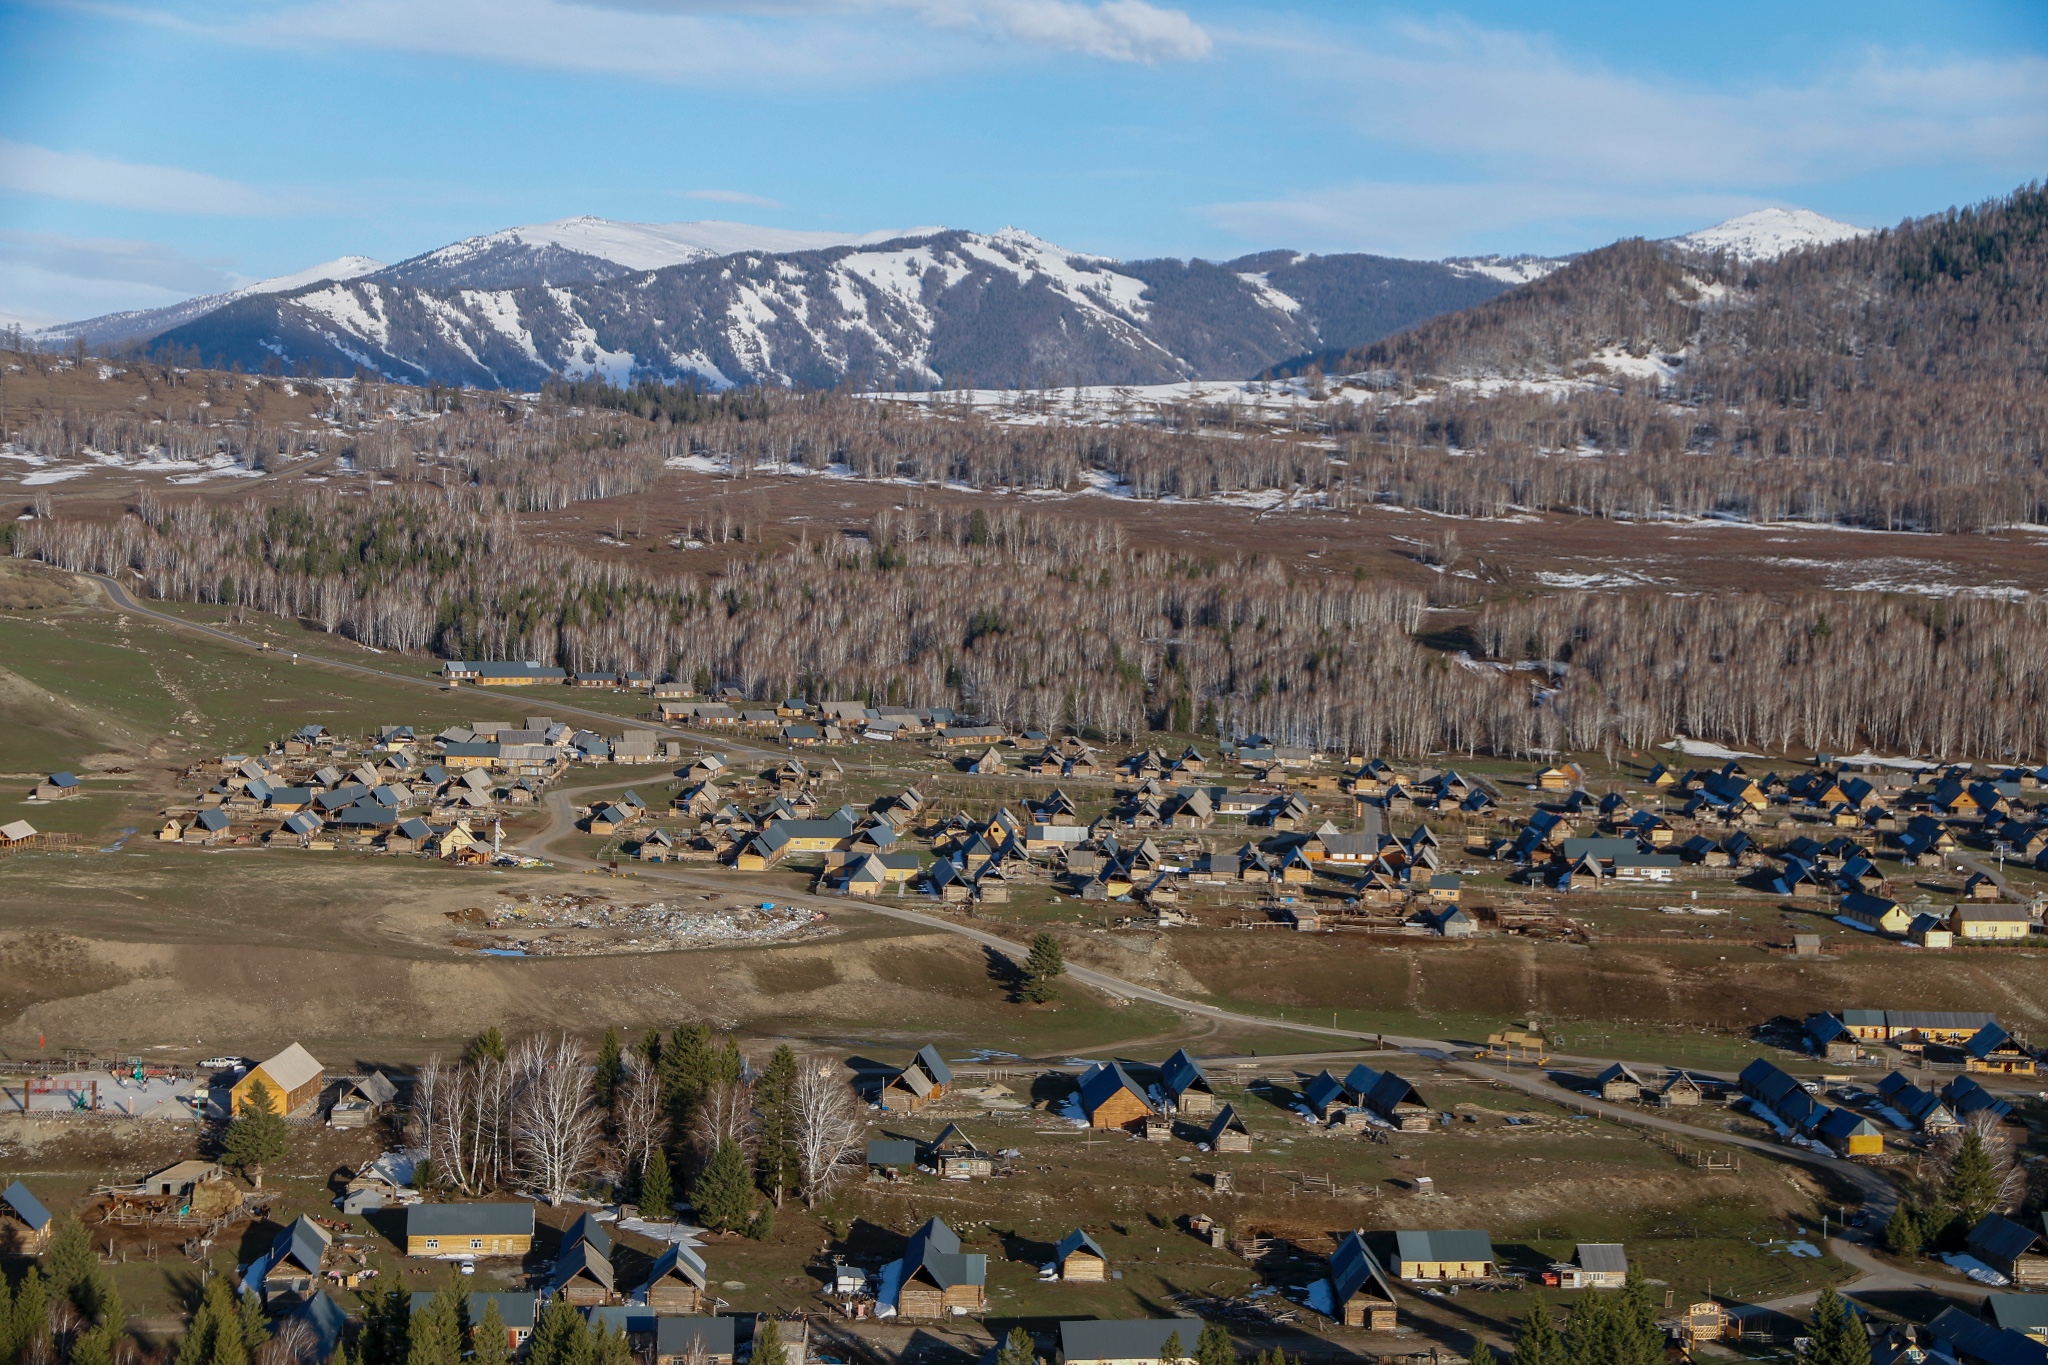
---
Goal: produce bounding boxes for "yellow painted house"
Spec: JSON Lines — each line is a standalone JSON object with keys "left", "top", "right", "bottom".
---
{"left": 1392, "top": 1230, "right": 1496, "bottom": 1281}
{"left": 231, "top": 1043, "right": 325, "bottom": 1117}
{"left": 1950, "top": 905, "right": 2033, "bottom": 941}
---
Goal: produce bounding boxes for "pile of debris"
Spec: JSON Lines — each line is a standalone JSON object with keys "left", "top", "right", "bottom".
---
{"left": 447, "top": 891, "right": 827, "bottom": 956}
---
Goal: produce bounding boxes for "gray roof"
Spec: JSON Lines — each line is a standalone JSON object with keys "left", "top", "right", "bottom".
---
{"left": 904, "top": 1216, "right": 985, "bottom": 1290}
{"left": 866, "top": 1139, "right": 919, "bottom": 1167}
{"left": 1972, "top": 1213, "right": 2045, "bottom": 1264}
{"left": 1329, "top": 1231, "right": 1397, "bottom": 1308}
{"left": 1394, "top": 1230, "right": 1495, "bottom": 1266}
{"left": 1159, "top": 1049, "right": 1211, "bottom": 1098}
{"left": 1059, "top": 1319, "right": 1203, "bottom": 1363}
{"left": 564, "top": 1211, "right": 612, "bottom": 1257}
{"left": 549, "top": 1240, "right": 614, "bottom": 1293}
{"left": 1, "top": 1181, "right": 52, "bottom": 1232}
{"left": 644, "top": 1240, "right": 709, "bottom": 1291}
{"left": 407, "top": 1202, "right": 534, "bottom": 1238}
{"left": 293, "top": 1293, "right": 349, "bottom": 1361}
{"left": 1056, "top": 1229, "right": 1107, "bottom": 1264}
{"left": 270, "top": 1214, "right": 332, "bottom": 1275}
{"left": 410, "top": 1291, "right": 536, "bottom": 1331}
{"left": 653, "top": 1318, "right": 735, "bottom": 1358}
{"left": 1575, "top": 1243, "right": 1628, "bottom": 1274}
{"left": 1988, "top": 1295, "right": 2048, "bottom": 1334}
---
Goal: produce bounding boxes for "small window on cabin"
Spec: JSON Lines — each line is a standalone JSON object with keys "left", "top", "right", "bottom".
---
{"left": 425, "top": 1238, "right": 439, "bottom": 1250}
{"left": 470, "top": 1238, "right": 483, "bottom": 1249}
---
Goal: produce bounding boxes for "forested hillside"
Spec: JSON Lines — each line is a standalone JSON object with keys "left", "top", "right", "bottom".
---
{"left": 1330, "top": 184, "right": 2048, "bottom": 531}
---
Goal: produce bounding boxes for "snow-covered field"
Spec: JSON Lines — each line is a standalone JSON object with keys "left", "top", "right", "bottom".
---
{"left": 0, "top": 442, "right": 270, "bottom": 486}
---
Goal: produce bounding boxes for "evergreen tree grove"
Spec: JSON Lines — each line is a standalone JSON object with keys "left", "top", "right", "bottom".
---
{"left": 472, "top": 1299, "right": 512, "bottom": 1365}
{"left": 1511, "top": 1296, "right": 1565, "bottom": 1365}
{"left": 1195, "top": 1321, "right": 1235, "bottom": 1365}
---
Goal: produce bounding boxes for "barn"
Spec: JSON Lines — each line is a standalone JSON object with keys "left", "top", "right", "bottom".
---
{"left": 231, "top": 1043, "right": 325, "bottom": 1118}
{"left": 639, "top": 1241, "right": 711, "bottom": 1313}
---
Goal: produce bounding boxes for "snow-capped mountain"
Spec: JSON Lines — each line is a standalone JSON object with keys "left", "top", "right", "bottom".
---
{"left": 144, "top": 227, "right": 1520, "bottom": 390}
{"left": 1669, "top": 208, "right": 1870, "bottom": 261}
{"left": 376, "top": 216, "right": 946, "bottom": 289}
{"left": 36, "top": 254, "right": 386, "bottom": 348}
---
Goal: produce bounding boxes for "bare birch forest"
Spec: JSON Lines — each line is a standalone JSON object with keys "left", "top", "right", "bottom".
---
{"left": 19, "top": 485, "right": 2048, "bottom": 759}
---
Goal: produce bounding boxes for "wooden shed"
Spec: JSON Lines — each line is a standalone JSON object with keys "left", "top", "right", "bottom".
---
{"left": 1159, "top": 1049, "right": 1217, "bottom": 1117}
{"left": 1205, "top": 1105, "right": 1253, "bottom": 1153}
{"left": 1328, "top": 1231, "right": 1399, "bottom": 1329}
{"left": 1658, "top": 1072, "right": 1704, "bottom": 1107}
{"left": 880, "top": 1045, "right": 953, "bottom": 1113}
{"left": 549, "top": 1240, "right": 618, "bottom": 1306}
{"left": 0, "top": 1181, "right": 54, "bottom": 1253}
{"left": 232, "top": 1043, "right": 325, "bottom": 1117}
{"left": 929, "top": 1124, "right": 995, "bottom": 1179}
{"left": 1056, "top": 1229, "right": 1109, "bottom": 1282}
{"left": 259, "top": 1216, "right": 332, "bottom": 1305}
{"left": 1592, "top": 1062, "right": 1645, "bottom": 1103}
{"left": 652, "top": 1317, "right": 734, "bottom": 1365}
{"left": 329, "top": 1071, "right": 397, "bottom": 1129}
{"left": 640, "top": 1241, "right": 710, "bottom": 1313}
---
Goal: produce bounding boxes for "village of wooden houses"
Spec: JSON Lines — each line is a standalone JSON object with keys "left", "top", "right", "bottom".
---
{"left": 11, "top": 647, "right": 2048, "bottom": 1365}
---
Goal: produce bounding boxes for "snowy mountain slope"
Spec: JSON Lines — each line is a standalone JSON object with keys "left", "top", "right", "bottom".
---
{"left": 1443, "top": 254, "right": 1569, "bottom": 285}
{"left": 34, "top": 254, "right": 386, "bottom": 348}
{"left": 1669, "top": 208, "right": 1870, "bottom": 260}
{"left": 375, "top": 216, "right": 945, "bottom": 289}
{"left": 147, "top": 229, "right": 1522, "bottom": 389}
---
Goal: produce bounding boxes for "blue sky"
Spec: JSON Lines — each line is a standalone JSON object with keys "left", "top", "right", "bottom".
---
{"left": 2, "top": 0, "right": 2045, "bottom": 326}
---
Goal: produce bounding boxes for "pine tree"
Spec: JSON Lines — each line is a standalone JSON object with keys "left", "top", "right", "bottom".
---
{"left": 355, "top": 1285, "right": 412, "bottom": 1365}
{"left": 0, "top": 1263, "right": 14, "bottom": 1365}
{"left": 663, "top": 1025, "right": 715, "bottom": 1127}
{"left": 1511, "top": 1296, "right": 1565, "bottom": 1365}
{"left": 693, "top": 1142, "right": 756, "bottom": 1232}
{"left": 753, "top": 1320, "right": 786, "bottom": 1365}
{"left": 466, "top": 1028, "right": 507, "bottom": 1065}
{"left": 997, "top": 1327, "right": 1040, "bottom": 1365}
{"left": 1807, "top": 1287, "right": 1871, "bottom": 1365}
{"left": 591, "top": 1323, "right": 633, "bottom": 1365}
{"left": 713, "top": 1036, "right": 743, "bottom": 1086}
{"left": 746, "top": 1202, "right": 775, "bottom": 1241}
{"left": 1469, "top": 1343, "right": 1498, "bottom": 1365}
{"left": 526, "top": 1297, "right": 584, "bottom": 1365}
{"left": 408, "top": 1287, "right": 464, "bottom": 1365}
{"left": 472, "top": 1300, "right": 511, "bottom": 1365}
{"left": 41, "top": 1219, "right": 98, "bottom": 1313}
{"left": 1884, "top": 1203, "right": 1923, "bottom": 1257}
{"left": 1160, "top": 1331, "right": 1185, "bottom": 1365}
{"left": 239, "top": 1288, "right": 271, "bottom": 1354}
{"left": 1619, "top": 1272, "right": 1664, "bottom": 1365}
{"left": 1944, "top": 1129, "right": 2003, "bottom": 1227}
{"left": 221, "top": 1078, "right": 290, "bottom": 1188}
{"left": 755, "top": 1045, "right": 799, "bottom": 1207}
{"left": 71, "top": 1278, "right": 125, "bottom": 1365}
{"left": 1563, "top": 1288, "right": 1615, "bottom": 1365}
{"left": 1195, "top": 1321, "right": 1234, "bottom": 1365}
{"left": 1021, "top": 933, "right": 1066, "bottom": 1003}
{"left": 640, "top": 1147, "right": 675, "bottom": 1219}
{"left": 12, "top": 1266, "right": 48, "bottom": 1365}
{"left": 594, "top": 1027, "right": 624, "bottom": 1109}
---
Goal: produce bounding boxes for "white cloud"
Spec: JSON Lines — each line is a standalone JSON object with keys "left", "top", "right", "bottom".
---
{"left": 1202, "top": 20, "right": 2048, "bottom": 256}
{"left": 139, "top": 0, "right": 1209, "bottom": 82}
{"left": 0, "top": 140, "right": 275, "bottom": 215}
{"left": 685, "top": 188, "right": 785, "bottom": 207}
{"left": 938, "top": 0, "right": 1210, "bottom": 63}
{"left": 0, "top": 229, "right": 240, "bottom": 294}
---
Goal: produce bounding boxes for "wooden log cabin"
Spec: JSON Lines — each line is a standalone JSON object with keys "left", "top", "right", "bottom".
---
{"left": 1327, "top": 1232, "right": 1399, "bottom": 1329}
{"left": 1592, "top": 1063, "right": 1645, "bottom": 1103}
{"left": 405, "top": 1203, "right": 536, "bottom": 1258}
{"left": 890, "top": 1217, "right": 986, "bottom": 1318}
{"left": 258, "top": 1216, "right": 332, "bottom": 1305}
{"left": 1204, "top": 1105, "right": 1253, "bottom": 1153}
{"left": 879, "top": 1045, "right": 954, "bottom": 1113}
{"left": 231, "top": 1043, "right": 326, "bottom": 1118}
{"left": 1346, "top": 1066, "right": 1434, "bottom": 1133}
{"left": 549, "top": 1241, "right": 618, "bottom": 1306}
{"left": 0, "top": 1181, "right": 54, "bottom": 1253}
{"left": 1159, "top": 1050, "right": 1217, "bottom": 1117}
{"left": 1056, "top": 1229, "right": 1108, "bottom": 1282}
{"left": 1969, "top": 1214, "right": 2048, "bottom": 1287}
{"left": 1077, "top": 1062, "right": 1156, "bottom": 1133}
{"left": 928, "top": 1124, "right": 995, "bottom": 1179}
{"left": 640, "top": 1241, "right": 712, "bottom": 1313}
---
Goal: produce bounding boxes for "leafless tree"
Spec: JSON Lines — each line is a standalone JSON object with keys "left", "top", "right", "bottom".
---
{"left": 613, "top": 1053, "right": 669, "bottom": 1181}
{"left": 791, "top": 1056, "right": 862, "bottom": 1207}
{"left": 509, "top": 1033, "right": 602, "bottom": 1205}
{"left": 260, "top": 1317, "right": 319, "bottom": 1365}
{"left": 691, "top": 1077, "right": 756, "bottom": 1165}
